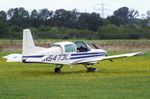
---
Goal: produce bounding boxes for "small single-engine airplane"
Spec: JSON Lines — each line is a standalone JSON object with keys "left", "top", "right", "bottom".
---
{"left": 3, "top": 29, "right": 143, "bottom": 73}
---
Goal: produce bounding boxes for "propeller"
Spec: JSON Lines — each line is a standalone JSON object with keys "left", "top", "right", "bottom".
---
{"left": 91, "top": 43, "right": 100, "bottom": 49}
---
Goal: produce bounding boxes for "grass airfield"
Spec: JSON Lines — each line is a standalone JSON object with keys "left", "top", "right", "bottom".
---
{"left": 0, "top": 51, "right": 150, "bottom": 99}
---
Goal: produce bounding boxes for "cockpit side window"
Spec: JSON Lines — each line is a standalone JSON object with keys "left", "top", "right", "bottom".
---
{"left": 74, "top": 41, "right": 90, "bottom": 52}
{"left": 65, "top": 44, "right": 76, "bottom": 52}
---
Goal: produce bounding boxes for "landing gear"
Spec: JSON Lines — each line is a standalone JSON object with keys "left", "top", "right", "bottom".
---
{"left": 54, "top": 65, "right": 63, "bottom": 73}
{"left": 87, "top": 67, "right": 97, "bottom": 72}
{"left": 54, "top": 64, "right": 97, "bottom": 73}
{"left": 54, "top": 68, "right": 61, "bottom": 73}
{"left": 84, "top": 65, "right": 97, "bottom": 72}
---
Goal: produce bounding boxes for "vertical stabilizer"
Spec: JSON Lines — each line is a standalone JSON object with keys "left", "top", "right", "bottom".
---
{"left": 22, "top": 29, "right": 35, "bottom": 56}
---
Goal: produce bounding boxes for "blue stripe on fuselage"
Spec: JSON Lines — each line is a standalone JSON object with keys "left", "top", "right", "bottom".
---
{"left": 23, "top": 55, "right": 44, "bottom": 58}
{"left": 71, "top": 52, "right": 105, "bottom": 56}
{"left": 70, "top": 54, "right": 105, "bottom": 60}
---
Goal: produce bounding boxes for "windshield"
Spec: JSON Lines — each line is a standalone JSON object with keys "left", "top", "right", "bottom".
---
{"left": 65, "top": 44, "right": 76, "bottom": 52}
{"left": 74, "top": 41, "right": 90, "bottom": 52}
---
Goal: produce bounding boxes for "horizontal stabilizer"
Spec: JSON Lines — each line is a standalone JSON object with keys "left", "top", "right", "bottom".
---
{"left": 3, "top": 54, "right": 22, "bottom": 62}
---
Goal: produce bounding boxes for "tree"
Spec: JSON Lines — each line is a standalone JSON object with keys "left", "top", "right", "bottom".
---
{"left": 52, "top": 9, "right": 78, "bottom": 28}
{"left": 108, "top": 7, "right": 139, "bottom": 26}
{"left": 128, "top": 9, "right": 139, "bottom": 19}
{"left": 0, "top": 7, "right": 149, "bottom": 39}
{"left": 113, "top": 7, "right": 129, "bottom": 25}
{"left": 0, "top": 11, "right": 7, "bottom": 22}
{"left": 39, "top": 9, "right": 52, "bottom": 21}
{"left": 107, "top": 15, "right": 121, "bottom": 26}
{"left": 128, "top": 9, "right": 139, "bottom": 24}
{"left": 38, "top": 9, "right": 53, "bottom": 26}
{"left": 98, "top": 24, "right": 120, "bottom": 39}
{"left": 7, "top": 7, "right": 29, "bottom": 27}
{"left": 78, "top": 12, "right": 102, "bottom": 31}
{"left": 30, "top": 9, "right": 41, "bottom": 27}
{"left": 7, "top": 8, "right": 14, "bottom": 19}
{"left": 30, "top": 9, "right": 39, "bottom": 19}
{"left": 146, "top": 11, "right": 150, "bottom": 19}
{"left": 0, "top": 20, "right": 8, "bottom": 38}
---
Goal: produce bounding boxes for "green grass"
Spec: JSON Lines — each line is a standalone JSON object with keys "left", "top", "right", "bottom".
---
{"left": 0, "top": 51, "right": 150, "bottom": 99}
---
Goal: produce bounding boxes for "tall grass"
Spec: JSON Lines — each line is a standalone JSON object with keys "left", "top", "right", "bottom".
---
{"left": 0, "top": 39, "right": 150, "bottom": 52}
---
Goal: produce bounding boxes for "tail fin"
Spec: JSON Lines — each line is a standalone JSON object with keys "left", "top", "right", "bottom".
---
{"left": 22, "top": 29, "right": 35, "bottom": 56}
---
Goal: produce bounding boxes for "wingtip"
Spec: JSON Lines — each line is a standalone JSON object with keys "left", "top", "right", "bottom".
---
{"left": 137, "top": 51, "right": 146, "bottom": 55}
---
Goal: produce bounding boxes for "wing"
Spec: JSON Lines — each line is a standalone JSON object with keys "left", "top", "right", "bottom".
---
{"left": 101, "top": 52, "right": 143, "bottom": 61}
{"left": 3, "top": 54, "right": 22, "bottom": 62}
{"left": 71, "top": 52, "right": 144, "bottom": 64}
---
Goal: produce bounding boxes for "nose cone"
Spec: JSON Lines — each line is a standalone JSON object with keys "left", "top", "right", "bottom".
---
{"left": 98, "top": 49, "right": 107, "bottom": 54}
{"left": 92, "top": 49, "right": 107, "bottom": 54}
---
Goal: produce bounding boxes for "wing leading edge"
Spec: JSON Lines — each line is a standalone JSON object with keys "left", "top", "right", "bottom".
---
{"left": 100, "top": 52, "right": 143, "bottom": 61}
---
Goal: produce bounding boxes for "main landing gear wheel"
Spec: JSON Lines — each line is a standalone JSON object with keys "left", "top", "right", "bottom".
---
{"left": 54, "top": 68, "right": 61, "bottom": 73}
{"left": 54, "top": 65, "right": 63, "bottom": 73}
{"left": 87, "top": 67, "right": 96, "bottom": 72}
{"left": 84, "top": 65, "right": 97, "bottom": 72}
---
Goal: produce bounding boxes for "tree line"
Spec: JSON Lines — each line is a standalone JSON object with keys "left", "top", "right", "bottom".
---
{"left": 0, "top": 7, "right": 150, "bottom": 39}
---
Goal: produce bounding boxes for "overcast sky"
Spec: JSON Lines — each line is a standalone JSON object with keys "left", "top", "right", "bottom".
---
{"left": 0, "top": 0, "right": 150, "bottom": 17}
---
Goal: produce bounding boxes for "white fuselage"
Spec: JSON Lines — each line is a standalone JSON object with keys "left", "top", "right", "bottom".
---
{"left": 23, "top": 45, "right": 107, "bottom": 65}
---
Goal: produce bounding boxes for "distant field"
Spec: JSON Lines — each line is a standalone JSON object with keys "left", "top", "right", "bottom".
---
{"left": 0, "top": 51, "right": 150, "bottom": 98}
{"left": 0, "top": 39, "right": 150, "bottom": 52}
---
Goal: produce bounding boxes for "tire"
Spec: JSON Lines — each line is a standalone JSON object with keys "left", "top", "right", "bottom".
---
{"left": 87, "top": 67, "right": 95, "bottom": 72}
{"left": 54, "top": 68, "right": 61, "bottom": 73}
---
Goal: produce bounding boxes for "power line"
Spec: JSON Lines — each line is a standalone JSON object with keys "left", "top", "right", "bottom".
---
{"left": 101, "top": 0, "right": 104, "bottom": 18}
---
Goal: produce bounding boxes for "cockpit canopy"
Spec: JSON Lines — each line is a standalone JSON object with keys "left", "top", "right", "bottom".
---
{"left": 52, "top": 41, "right": 91, "bottom": 54}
